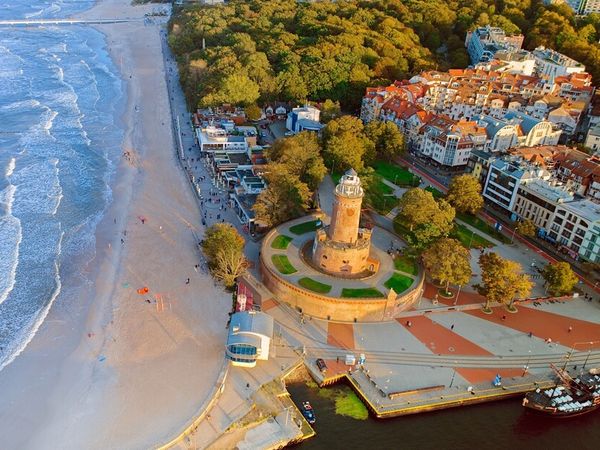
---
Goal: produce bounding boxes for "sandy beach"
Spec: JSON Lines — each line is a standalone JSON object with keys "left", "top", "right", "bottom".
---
{"left": 0, "top": 1, "right": 229, "bottom": 448}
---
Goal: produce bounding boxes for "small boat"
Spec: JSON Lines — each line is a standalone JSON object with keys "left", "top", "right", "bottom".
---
{"left": 522, "top": 364, "right": 600, "bottom": 418}
{"left": 301, "top": 401, "right": 316, "bottom": 424}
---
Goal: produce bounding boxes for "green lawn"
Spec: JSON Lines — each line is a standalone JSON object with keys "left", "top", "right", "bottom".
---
{"left": 271, "top": 234, "right": 293, "bottom": 249}
{"left": 450, "top": 223, "right": 495, "bottom": 248}
{"left": 365, "top": 175, "right": 395, "bottom": 215}
{"left": 341, "top": 287, "right": 384, "bottom": 298}
{"left": 371, "top": 160, "right": 420, "bottom": 187}
{"left": 271, "top": 255, "right": 297, "bottom": 274}
{"left": 298, "top": 277, "right": 332, "bottom": 294}
{"left": 334, "top": 390, "right": 369, "bottom": 420}
{"left": 456, "top": 212, "right": 511, "bottom": 244}
{"left": 289, "top": 220, "right": 320, "bottom": 235}
{"left": 393, "top": 255, "right": 418, "bottom": 276}
{"left": 384, "top": 273, "right": 414, "bottom": 293}
{"left": 425, "top": 186, "right": 444, "bottom": 199}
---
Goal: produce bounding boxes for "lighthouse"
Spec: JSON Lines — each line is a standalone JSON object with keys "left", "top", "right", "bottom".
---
{"left": 312, "top": 169, "right": 373, "bottom": 276}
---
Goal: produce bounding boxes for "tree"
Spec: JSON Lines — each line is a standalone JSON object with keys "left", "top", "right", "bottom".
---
{"left": 515, "top": 218, "right": 536, "bottom": 238}
{"left": 422, "top": 238, "right": 472, "bottom": 294}
{"left": 542, "top": 262, "right": 579, "bottom": 296}
{"left": 365, "top": 120, "right": 406, "bottom": 161}
{"left": 245, "top": 104, "right": 263, "bottom": 121}
{"left": 476, "top": 252, "right": 533, "bottom": 312}
{"left": 252, "top": 165, "right": 311, "bottom": 227}
{"left": 396, "top": 188, "right": 455, "bottom": 248}
{"left": 202, "top": 223, "right": 246, "bottom": 288}
{"left": 446, "top": 175, "right": 483, "bottom": 215}
{"left": 320, "top": 99, "right": 341, "bottom": 123}
{"left": 321, "top": 115, "right": 374, "bottom": 172}
{"left": 201, "top": 73, "right": 260, "bottom": 107}
{"left": 267, "top": 132, "right": 326, "bottom": 190}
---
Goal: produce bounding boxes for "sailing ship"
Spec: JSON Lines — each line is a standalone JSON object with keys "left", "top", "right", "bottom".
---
{"left": 522, "top": 364, "right": 600, "bottom": 417}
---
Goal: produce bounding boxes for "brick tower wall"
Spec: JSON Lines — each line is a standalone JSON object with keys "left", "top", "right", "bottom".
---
{"left": 328, "top": 192, "right": 363, "bottom": 244}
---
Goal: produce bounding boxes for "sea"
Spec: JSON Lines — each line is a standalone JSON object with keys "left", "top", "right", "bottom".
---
{"left": 0, "top": 0, "right": 124, "bottom": 371}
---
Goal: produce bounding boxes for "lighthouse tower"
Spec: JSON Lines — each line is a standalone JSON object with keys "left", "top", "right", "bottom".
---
{"left": 312, "top": 169, "right": 373, "bottom": 276}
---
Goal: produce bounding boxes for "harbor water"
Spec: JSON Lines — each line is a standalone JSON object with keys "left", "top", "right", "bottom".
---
{"left": 287, "top": 381, "right": 600, "bottom": 450}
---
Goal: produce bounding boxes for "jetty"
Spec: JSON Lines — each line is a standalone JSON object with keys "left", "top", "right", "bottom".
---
{"left": 0, "top": 18, "right": 143, "bottom": 27}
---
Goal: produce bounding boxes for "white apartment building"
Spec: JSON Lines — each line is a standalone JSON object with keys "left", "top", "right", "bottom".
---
{"left": 196, "top": 126, "right": 249, "bottom": 153}
{"left": 585, "top": 124, "right": 600, "bottom": 154}
{"left": 286, "top": 105, "right": 323, "bottom": 133}
{"left": 465, "top": 26, "right": 524, "bottom": 64}
{"left": 532, "top": 46, "right": 586, "bottom": 79}
{"left": 548, "top": 199, "right": 600, "bottom": 262}
{"left": 482, "top": 158, "right": 551, "bottom": 211}
{"left": 565, "top": 0, "right": 600, "bottom": 15}
{"left": 513, "top": 179, "right": 574, "bottom": 230}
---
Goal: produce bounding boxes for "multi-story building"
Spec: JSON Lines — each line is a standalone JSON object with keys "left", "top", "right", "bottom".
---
{"left": 513, "top": 179, "right": 574, "bottom": 230}
{"left": 564, "top": 0, "right": 600, "bottom": 15}
{"left": 285, "top": 105, "right": 323, "bottom": 133}
{"left": 196, "top": 126, "right": 249, "bottom": 153}
{"left": 585, "top": 124, "right": 600, "bottom": 154}
{"left": 482, "top": 157, "right": 551, "bottom": 211}
{"left": 531, "top": 46, "right": 587, "bottom": 78}
{"left": 418, "top": 118, "right": 487, "bottom": 167}
{"left": 548, "top": 199, "right": 600, "bottom": 261}
{"left": 465, "top": 26, "right": 524, "bottom": 64}
{"left": 476, "top": 111, "right": 562, "bottom": 152}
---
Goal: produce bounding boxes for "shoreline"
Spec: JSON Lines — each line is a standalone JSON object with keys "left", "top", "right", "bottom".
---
{"left": 0, "top": 1, "right": 230, "bottom": 448}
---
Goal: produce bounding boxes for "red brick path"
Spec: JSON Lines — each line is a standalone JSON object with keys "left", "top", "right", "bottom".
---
{"left": 327, "top": 322, "right": 355, "bottom": 349}
{"left": 398, "top": 316, "right": 522, "bottom": 383}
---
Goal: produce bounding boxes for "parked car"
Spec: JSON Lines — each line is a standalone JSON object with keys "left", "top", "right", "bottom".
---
{"left": 316, "top": 358, "right": 327, "bottom": 373}
{"left": 284, "top": 131, "right": 295, "bottom": 136}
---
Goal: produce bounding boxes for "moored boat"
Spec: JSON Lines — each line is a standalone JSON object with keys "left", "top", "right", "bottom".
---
{"left": 522, "top": 365, "right": 600, "bottom": 417}
{"left": 301, "top": 401, "right": 316, "bottom": 424}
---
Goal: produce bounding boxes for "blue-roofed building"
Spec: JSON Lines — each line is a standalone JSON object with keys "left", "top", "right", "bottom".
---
{"left": 226, "top": 311, "right": 274, "bottom": 367}
{"left": 475, "top": 111, "right": 561, "bottom": 152}
{"left": 286, "top": 105, "right": 324, "bottom": 134}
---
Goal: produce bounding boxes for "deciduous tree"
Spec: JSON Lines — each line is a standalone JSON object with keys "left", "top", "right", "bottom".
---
{"left": 542, "top": 262, "right": 579, "bottom": 296}
{"left": 252, "top": 165, "right": 311, "bottom": 227}
{"left": 245, "top": 104, "right": 263, "bottom": 121}
{"left": 321, "top": 115, "right": 374, "bottom": 172}
{"left": 365, "top": 120, "right": 406, "bottom": 161}
{"left": 515, "top": 218, "right": 536, "bottom": 238}
{"left": 396, "top": 188, "right": 455, "bottom": 248}
{"left": 267, "top": 132, "right": 326, "bottom": 190}
{"left": 476, "top": 252, "right": 533, "bottom": 312}
{"left": 320, "top": 99, "right": 341, "bottom": 123}
{"left": 202, "top": 223, "right": 246, "bottom": 288}
{"left": 446, "top": 175, "right": 483, "bottom": 215}
{"left": 422, "top": 238, "right": 472, "bottom": 294}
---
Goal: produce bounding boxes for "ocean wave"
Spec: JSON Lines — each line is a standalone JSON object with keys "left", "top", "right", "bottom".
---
{"left": 5, "top": 157, "right": 15, "bottom": 178}
{"left": 23, "top": 2, "right": 61, "bottom": 19}
{"left": 0, "top": 99, "right": 40, "bottom": 112}
{"left": 0, "top": 182, "right": 22, "bottom": 307}
{"left": 0, "top": 230, "right": 63, "bottom": 373}
{"left": 10, "top": 158, "right": 63, "bottom": 216}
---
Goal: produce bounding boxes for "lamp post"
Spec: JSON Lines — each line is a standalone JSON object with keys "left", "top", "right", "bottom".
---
{"left": 583, "top": 349, "right": 592, "bottom": 369}
{"left": 449, "top": 368, "right": 457, "bottom": 388}
{"left": 522, "top": 350, "right": 531, "bottom": 377}
{"left": 468, "top": 229, "right": 475, "bottom": 248}
{"left": 453, "top": 284, "right": 462, "bottom": 306}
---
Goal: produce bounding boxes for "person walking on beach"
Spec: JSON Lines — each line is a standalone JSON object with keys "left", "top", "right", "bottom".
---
{"left": 185, "top": 278, "right": 190, "bottom": 285}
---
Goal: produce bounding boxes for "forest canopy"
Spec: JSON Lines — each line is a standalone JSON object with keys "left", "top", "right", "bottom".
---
{"left": 169, "top": 0, "right": 600, "bottom": 110}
